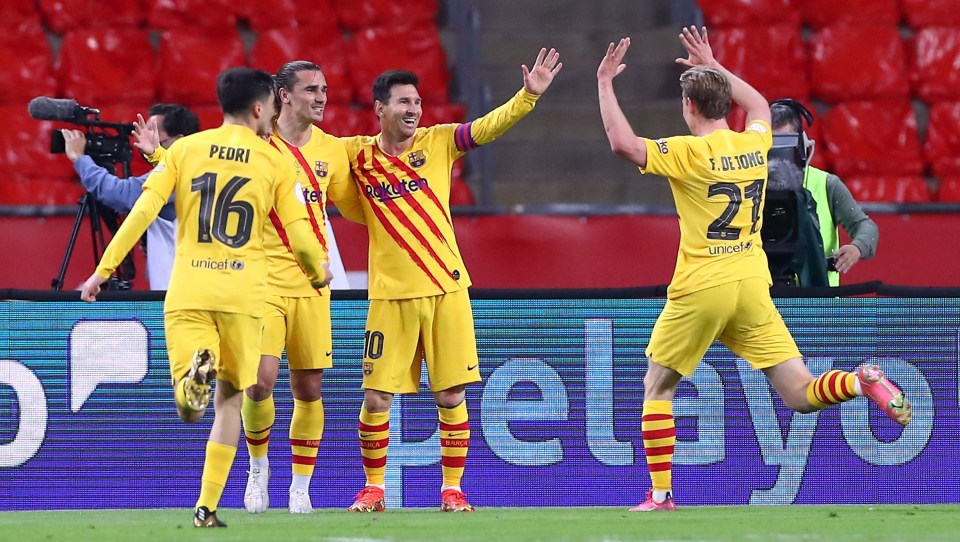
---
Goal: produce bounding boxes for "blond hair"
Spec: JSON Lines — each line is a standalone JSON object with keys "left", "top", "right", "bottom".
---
{"left": 679, "top": 67, "right": 732, "bottom": 120}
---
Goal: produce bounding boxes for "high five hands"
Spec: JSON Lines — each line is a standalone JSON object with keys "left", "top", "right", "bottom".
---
{"left": 523, "top": 48, "right": 563, "bottom": 95}
{"left": 676, "top": 26, "right": 717, "bottom": 69}
{"left": 597, "top": 38, "right": 630, "bottom": 83}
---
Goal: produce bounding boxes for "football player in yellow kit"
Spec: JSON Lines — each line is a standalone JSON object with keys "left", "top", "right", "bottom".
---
{"left": 596, "top": 27, "right": 911, "bottom": 512}
{"left": 81, "top": 67, "right": 331, "bottom": 527}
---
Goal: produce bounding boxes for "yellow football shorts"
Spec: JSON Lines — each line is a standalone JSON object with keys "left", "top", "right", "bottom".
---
{"left": 645, "top": 276, "right": 802, "bottom": 376}
{"left": 165, "top": 309, "right": 263, "bottom": 390}
{"left": 362, "top": 289, "right": 481, "bottom": 394}
{"left": 261, "top": 294, "right": 333, "bottom": 370}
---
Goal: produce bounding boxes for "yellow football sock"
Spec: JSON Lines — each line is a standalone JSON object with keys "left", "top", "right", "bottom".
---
{"left": 196, "top": 441, "right": 237, "bottom": 511}
{"left": 806, "top": 370, "right": 859, "bottom": 410}
{"left": 290, "top": 398, "right": 324, "bottom": 488}
{"left": 642, "top": 400, "right": 675, "bottom": 492}
{"left": 438, "top": 401, "right": 469, "bottom": 489}
{"left": 241, "top": 394, "right": 274, "bottom": 467}
{"left": 358, "top": 404, "right": 389, "bottom": 487}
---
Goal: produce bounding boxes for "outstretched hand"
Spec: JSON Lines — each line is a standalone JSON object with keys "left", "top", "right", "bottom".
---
{"left": 597, "top": 38, "right": 630, "bottom": 82}
{"left": 522, "top": 48, "right": 562, "bottom": 95}
{"left": 675, "top": 26, "right": 717, "bottom": 68}
{"left": 133, "top": 113, "right": 160, "bottom": 155}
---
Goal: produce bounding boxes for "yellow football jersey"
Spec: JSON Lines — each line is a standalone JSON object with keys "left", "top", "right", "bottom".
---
{"left": 342, "top": 88, "right": 540, "bottom": 300}
{"left": 264, "top": 126, "right": 362, "bottom": 297}
{"left": 144, "top": 124, "right": 309, "bottom": 315}
{"left": 641, "top": 120, "right": 774, "bottom": 298}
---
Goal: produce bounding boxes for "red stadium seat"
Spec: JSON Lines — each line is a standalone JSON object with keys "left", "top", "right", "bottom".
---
{"left": 809, "top": 25, "right": 909, "bottom": 103}
{"left": 0, "top": 106, "right": 75, "bottom": 178}
{"left": 712, "top": 25, "right": 809, "bottom": 102}
{"left": 233, "top": 0, "right": 296, "bottom": 31}
{"left": 250, "top": 29, "right": 351, "bottom": 105}
{"left": 38, "top": 0, "right": 146, "bottom": 35}
{"left": 843, "top": 175, "right": 932, "bottom": 203}
{"left": 726, "top": 104, "right": 747, "bottom": 132}
{"left": 190, "top": 105, "right": 224, "bottom": 131}
{"left": 799, "top": 0, "right": 899, "bottom": 29}
{"left": 0, "top": 3, "right": 41, "bottom": 29}
{"left": 157, "top": 30, "right": 246, "bottom": 106}
{"left": 321, "top": 105, "right": 377, "bottom": 137}
{"left": 923, "top": 101, "right": 960, "bottom": 178}
{"left": 0, "top": 176, "right": 84, "bottom": 206}
{"left": 290, "top": 0, "right": 335, "bottom": 30}
{"left": 937, "top": 177, "right": 960, "bottom": 202}
{"left": 332, "top": 0, "right": 438, "bottom": 32}
{"left": 149, "top": 0, "right": 236, "bottom": 34}
{"left": 420, "top": 104, "right": 467, "bottom": 127}
{"left": 698, "top": 0, "right": 799, "bottom": 26}
{"left": 900, "top": 0, "right": 960, "bottom": 28}
{"left": 56, "top": 29, "right": 157, "bottom": 105}
{"left": 349, "top": 24, "right": 450, "bottom": 105}
{"left": 0, "top": 21, "right": 56, "bottom": 105}
{"left": 821, "top": 101, "right": 923, "bottom": 177}
{"left": 449, "top": 162, "right": 475, "bottom": 206}
{"left": 907, "top": 28, "right": 960, "bottom": 103}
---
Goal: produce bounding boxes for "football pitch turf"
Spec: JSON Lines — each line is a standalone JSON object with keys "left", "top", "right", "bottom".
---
{"left": 1, "top": 505, "right": 957, "bottom": 542}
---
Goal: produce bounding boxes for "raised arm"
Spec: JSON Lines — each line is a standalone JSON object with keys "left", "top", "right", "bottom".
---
{"left": 676, "top": 26, "right": 770, "bottom": 126}
{"left": 457, "top": 48, "right": 562, "bottom": 151}
{"left": 597, "top": 38, "right": 648, "bottom": 167}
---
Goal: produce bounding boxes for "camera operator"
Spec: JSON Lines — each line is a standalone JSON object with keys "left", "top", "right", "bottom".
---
{"left": 770, "top": 99, "right": 878, "bottom": 285}
{"left": 765, "top": 155, "right": 830, "bottom": 287}
{"left": 62, "top": 103, "right": 200, "bottom": 290}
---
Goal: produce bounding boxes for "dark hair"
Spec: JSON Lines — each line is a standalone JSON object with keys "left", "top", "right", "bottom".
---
{"left": 146, "top": 103, "right": 201, "bottom": 136}
{"left": 216, "top": 67, "right": 275, "bottom": 116}
{"left": 372, "top": 70, "right": 419, "bottom": 103}
{"left": 679, "top": 67, "right": 732, "bottom": 120}
{"left": 770, "top": 99, "right": 815, "bottom": 132}
{"left": 275, "top": 60, "right": 321, "bottom": 91}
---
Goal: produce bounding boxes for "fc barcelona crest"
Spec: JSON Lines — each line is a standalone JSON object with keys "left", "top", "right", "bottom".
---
{"left": 407, "top": 150, "right": 426, "bottom": 168}
{"left": 363, "top": 362, "right": 374, "bottom": 376}
{"left": 314, "top": 161, "right": 329, "bottom": 178}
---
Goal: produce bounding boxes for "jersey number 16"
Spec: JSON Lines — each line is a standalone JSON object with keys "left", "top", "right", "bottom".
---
{"left": 191, "top": 172, "right": 254, "bottom": 248}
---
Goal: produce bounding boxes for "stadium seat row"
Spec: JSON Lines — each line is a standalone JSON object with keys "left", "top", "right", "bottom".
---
{"left": 0, "top": 23, "right": 452, "bottom": 107}
{"left": 711, "top": 24, "right": 960, "bottom": 105}
{"left": 728, "top": 99, "right": 960, "bottom": 191}
{"left": 697, "top": 0, "right": 960, "bottom": 29}
{"left": 0, "top": 0, "right": 477, "bottom": 207}
{"left": 699, "top": 0, "right": 960, "bottom": 201}
{"left": 0, "top": 0, "right": 439, "bottom": 34}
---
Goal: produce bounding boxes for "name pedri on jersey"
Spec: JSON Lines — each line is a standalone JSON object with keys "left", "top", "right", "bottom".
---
{"left": 144, "top": 125, "right": 307, "bottom": 316}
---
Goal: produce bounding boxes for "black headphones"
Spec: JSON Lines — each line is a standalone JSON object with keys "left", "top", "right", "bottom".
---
{"left": 770, "top": 98, "right": 816, "bottom": 167}
{"left": 771, "top": 98, "right": 814, "bottom": 128}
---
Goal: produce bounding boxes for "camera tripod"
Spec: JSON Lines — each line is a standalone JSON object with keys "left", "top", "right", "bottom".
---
{"left": 51, "top": 179, "right": 134, "bottom": 291}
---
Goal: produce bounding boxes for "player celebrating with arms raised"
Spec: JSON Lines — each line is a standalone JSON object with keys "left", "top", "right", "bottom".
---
{"left": 596, "top": 27, "right": 912, "bottom": 511}
{"left": 342, "top": 48, "right": 562, "bottom": 513}
{"left": 81, "top": 67, "right": 331, "bottom": 527}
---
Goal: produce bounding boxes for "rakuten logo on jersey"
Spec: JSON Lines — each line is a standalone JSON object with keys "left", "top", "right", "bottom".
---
{"left": 365, "top": 178, "right": 430, "bottom": 202}
{"left": 295, "top": 182, "right": 322, "bottom": 204}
